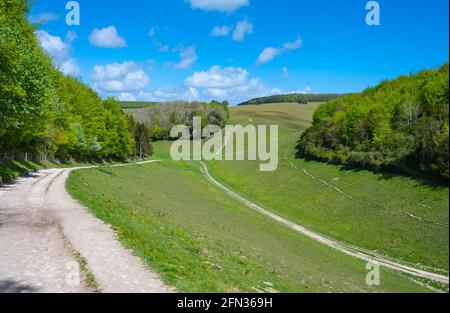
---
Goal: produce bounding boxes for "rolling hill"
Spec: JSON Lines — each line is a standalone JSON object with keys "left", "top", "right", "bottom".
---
{"left": 68, "top": 102, "right": 449, "bottom": 292}
{"left": 237, "top": 93, "right": 344, "bottom": 106}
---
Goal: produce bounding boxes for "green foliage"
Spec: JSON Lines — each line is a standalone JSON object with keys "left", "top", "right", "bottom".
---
{"left": 298, "top": 64, "right": 450, "bottom": 180}
{"left": 119, "top": 101, "right": 158, "bottom": 109}
{"left": 134, "top": 121, "right": 153, "bottom": 159}
{"left": 238, "top": 93, "right": 344, "bottom": 106}
{"left": 0, "top": 2, "right": 135, "bottom": 163}
{"left": 0, "top": 0, "right": 56, "bottom": 154}
{"left": 132, "top": 101, "right": 228, "bottom": 141}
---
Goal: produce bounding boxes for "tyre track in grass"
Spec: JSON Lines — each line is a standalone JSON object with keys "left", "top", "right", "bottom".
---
{"left": 284, "top": 153, "right": 448, "bottom": 228}
{"left": 0, "top": 162, "right": 172, "bottom": 293}
{"left": 198, "top": 161, "right": 449, "bottom": 284}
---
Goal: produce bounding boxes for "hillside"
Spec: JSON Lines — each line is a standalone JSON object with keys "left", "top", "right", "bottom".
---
{"left": 237, "top": 93, "right": 344, "bottom": 106}
{"left": 68, "top": 102, "right": 449, "bottom": 292}
{"left": 297, "top": 64, "right": 449, "bottom": 181}
{"left": 119, "top": 101, "right": 158, "bottom": 109}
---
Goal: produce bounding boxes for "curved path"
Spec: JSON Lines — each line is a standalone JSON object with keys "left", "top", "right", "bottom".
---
{"left": 199, "top": 162, "right": 449, "bottom": 285}
{"left": 1, "top": 159, "right": 448, "bottom": 293}
{"left": 0, "top": 163, "right": 171, "bottom": 293}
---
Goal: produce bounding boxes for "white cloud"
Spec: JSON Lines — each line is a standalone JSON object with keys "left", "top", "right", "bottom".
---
{"left": 124, "top": 65, "right": 280, "bottom": 104}
{"left": 36, "top": 30, "right": 80, "bottom": 76}
{"left": 282, "top": 67, "right": 289, "bottom": 78}
{"left": 257, "top": 37, "right": 302, "bottom": 65}
{"left": 60, "top": 59, "right": 81, "bottom": 76}
{"left": 187, "top": 0, "right": 249, "bottom": 13}
{"left": 148, "top": 26, "right": 157, "bottom": 38}
{"left": 137, "top": 87, "right": 199, "bottom": 102}
{"left": 210, "top": 25, "right": 232, "bottom": 37}
{"left": 185, "top": 65, "right": 248, "bottom": 88}
{"left": 185, "top": 65, "right": 276, "bottom": 103}
{"left": 270, "top": 88, "right": 283, "bottom": 95}
{"left": 148, "top": 26, "right": 171, "bottom": 53}
{"left": 173, "top": 45, "right": 198, "bottom": 70}
{"left": 287, "top": 85, "right": 316, "bottom": 95}
{"left": 203, "top": 88, "right": 229, "bottom": 98}
{"left": 36, "top": 30, "right": 67, "bottom": 56}
{"left": 210, "top": 20, "right": 253, "bottom": 42}
{"left": 92, "top": 61, "right": 150, "bottom": 93}
{"left": 118, "top": 92, "right": 137, "bottom": 101}
{"left": 232, "top": 20, "right": 253, "bottom": 41}
{"left": 29, "top": 12, "right": 59, "bottom": 24}
{"left": 89, "top": 26, "right": 127, "bottom": 48}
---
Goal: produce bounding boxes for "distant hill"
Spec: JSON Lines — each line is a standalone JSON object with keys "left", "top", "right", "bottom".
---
{"left": 119, "top": 101, "right": 158, "bottom": 109}
{"left": 237, "top": 93, "right": 344, "bottom": 106}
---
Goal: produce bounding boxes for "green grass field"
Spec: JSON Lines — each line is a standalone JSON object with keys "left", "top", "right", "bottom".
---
{"left": 67, "top": 161, "right": 433, "bottom": 292}
{"left": 66, "top": 102, "right": 449, "bottom": 292}
{"left": 207, "top": 103, "right": 449, "bottom": 272}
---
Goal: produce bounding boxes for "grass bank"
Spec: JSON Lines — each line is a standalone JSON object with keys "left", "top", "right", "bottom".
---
{"left": 67, "top": 160, "right": 434, "bottom": 292}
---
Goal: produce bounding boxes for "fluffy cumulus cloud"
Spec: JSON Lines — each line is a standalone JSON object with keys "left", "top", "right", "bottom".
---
{"left": 184, "top": 65, "right": 277, "bottom": 103}
{"left": 257, "top": 37, "right": 302, "bottom": 65}
{"left": 137, "top": 87, "right": 199, "bottom": 102}
{"left": 187, "top": 0, "right": 249, "bottom": 13}
{"left": 89, "top": 26, "right": 127, "bottom": 48}
{"left": 173, "top": 45, "right": 198, "bottom": 70}
{"left": 210, "top": 20, "right": 253, "bottom": 41}
{"left": 185, "top": 65, "right": 248, "bottom": 88}
{"left": 92, "top": 61, "right": 150, "bottom": 94}
{"left": 36, "top": 30, "right": 80, "bottom": 76}
{"left": 104, "top": 65, "right": 281, "bottom": 104}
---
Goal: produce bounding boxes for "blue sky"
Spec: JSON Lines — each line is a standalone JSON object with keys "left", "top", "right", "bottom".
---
{"left": 29, "top": 0, "right": 449, "bottom": 104}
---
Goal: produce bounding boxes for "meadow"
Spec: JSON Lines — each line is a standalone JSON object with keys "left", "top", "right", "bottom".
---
{"left": 207, "top": 103, "right": 449, "bottom": 272}
{"left": 67, "top": 102, "right": 449, "bottom": 292}
{"left": 67, "top": 160, "right": 431, "bottom": 292}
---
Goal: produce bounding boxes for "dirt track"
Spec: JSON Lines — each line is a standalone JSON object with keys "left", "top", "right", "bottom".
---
{"left": 1, "top": 159, "right": 448, "bottom": 293}
{"left": 199, "top": 162, "right": 449, "bottom": 285}
{"left": 0, "top": 166, "right": 171, "bottom": 293}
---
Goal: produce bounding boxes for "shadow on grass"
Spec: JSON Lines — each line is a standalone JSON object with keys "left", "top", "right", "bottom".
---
{"left": 294, "top": 150, "right": 449, "bottom": 190}
{"left": 95, "top": 167, "right": 117, "bottom": 176}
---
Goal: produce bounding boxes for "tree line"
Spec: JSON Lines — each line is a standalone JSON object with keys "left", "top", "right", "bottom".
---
{"left": 131, "top": 100, "right": 229, "bottom": 141}
{"left": 238, "top": 93, "right": 344, "bottom": 106}
{"left": 297, "top": 64, "right": 449, "bottom": 181}
{"left": 0, "top": 0, "right": 152, "bottom": 163}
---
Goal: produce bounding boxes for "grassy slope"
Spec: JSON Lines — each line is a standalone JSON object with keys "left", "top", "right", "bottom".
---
{"left": 206, "top": 103, "right": 449, "bottom": 272}
{"left": 67, "top": 161, "right": 430, "bottom": 292}
{"left": 66, "top": 102, "right": 448, "bottom": 292}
